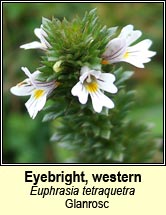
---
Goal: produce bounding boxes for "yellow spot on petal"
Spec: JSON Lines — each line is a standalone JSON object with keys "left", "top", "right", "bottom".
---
{"left": 34, "top": 89, "right": 44, "bottom": 99}
{"left": 123, "top": 52, "right": 129, "bottom": 59}
{"left": 85, "top": 81, "right": 98, "bottom": 93}
{"left": 102, "top": 59, "right": 109, "bottom": 65}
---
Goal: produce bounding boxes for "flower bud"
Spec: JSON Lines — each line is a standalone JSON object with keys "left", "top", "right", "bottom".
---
{"left": 53, "top": 60, "right": 63, "bottom": 73}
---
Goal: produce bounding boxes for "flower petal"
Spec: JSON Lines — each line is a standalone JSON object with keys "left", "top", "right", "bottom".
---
{"left": 20, "top": 41, "right": 44, "bottom": 50}
{"left": 80, "top": 67, "right": 101, "bottom": 83}
{"left": 122, "top": 55, "right": 149, "bottom": 68}
{"left": 97, "top": 73, "right": 118, "bottom": 93}
{"left": 128, "top": 39, "right": 156, "bottom": 57}
{"left": 90, "top": 90, "right": 114, "bottom": 113}
{"left": 34, "top": 28, "right": 51, "bottom": 49}
{"left": 102, "top": 38, "right": 127, "bottom": 63}
{"left": 34, "top": 28, "right": 45, "bottom": 39}
{"left": 90, "top": 91, "right": 103, "bottom": 113}
{"left": 119, "top": 24, "right": 142, "bottom": 46}
{"left": 98, "top": 91, "right": 115, "bottom": 109}
{"left": 10, "top": 81, "right": 35, "bottom": 96}
{"left": 21, "top": 67, "right": 41, "bottom": 87}
{"left": 121, "top": 39, "right": 156, "bottom": 68}
{"left": 25, "top": 91, "right": 47, "bottom": 119}
{"left": 71, "top": 82, "right": 88, "bottom": 104}
{"left": 21, "top": 67, "right": 32, "bottom": 78}
{"left": 80, "top": 66, "right": 91, "bottom": 83}
{"left": 80, "top": 66, "right": 90, "bottom": 75}
{"left": 119, "top": 24, "right": 134, "bottom": 37}
{"left": 90, "top": 69, "right": 101, "bottom": 79}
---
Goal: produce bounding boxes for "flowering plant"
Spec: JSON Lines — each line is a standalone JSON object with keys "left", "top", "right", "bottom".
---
{"left": 10, "top": 9, "right": 157, "bottom": 163}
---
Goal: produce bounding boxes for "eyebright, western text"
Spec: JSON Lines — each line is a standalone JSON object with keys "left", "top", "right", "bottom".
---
{"left": 25, "top": 170, "right": 141, "bottom": 185}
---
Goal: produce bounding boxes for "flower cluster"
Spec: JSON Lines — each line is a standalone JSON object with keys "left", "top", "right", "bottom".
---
{"left": 10, "top": 21, "right": 156, "bottom": 119}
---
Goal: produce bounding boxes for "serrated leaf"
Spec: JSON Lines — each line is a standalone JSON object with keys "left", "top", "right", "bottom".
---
{"left": 107, "top": 26, "right": 118, "bottom": 37}
{"left": 116, "top": 71, "right": 134, "bottom": 85}
{"left": 42, "top": 111, "right": 64, "bottom": 122}
{"left": 100, "top": 129, "right": 111, "bottom": 140}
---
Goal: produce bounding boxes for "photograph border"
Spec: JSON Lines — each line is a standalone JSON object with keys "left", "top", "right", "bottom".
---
{"left": 1, "top": 0, "right": 165, "bottom": 166}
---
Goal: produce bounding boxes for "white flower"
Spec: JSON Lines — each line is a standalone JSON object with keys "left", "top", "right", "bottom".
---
{"left": 10, "top": 67, "right": 58, "bottom": 119}
{"left": 71, "top": 66, "right": 118, "bottom": 113}
{"left": 102, "top": 24, "right": 156, "bottom": 68}
{"left": 20, "top": 25, "right": 51, "bottom": 50}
